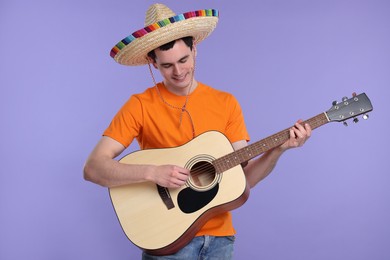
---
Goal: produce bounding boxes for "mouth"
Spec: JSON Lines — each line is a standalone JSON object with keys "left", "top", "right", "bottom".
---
{"left": 173, "top": 73, "right": 188, "bottom": 82}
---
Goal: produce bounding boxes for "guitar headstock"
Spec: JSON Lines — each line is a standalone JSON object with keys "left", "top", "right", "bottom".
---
{"left": 326, "top": 93, "right": 373, "bottom": 125}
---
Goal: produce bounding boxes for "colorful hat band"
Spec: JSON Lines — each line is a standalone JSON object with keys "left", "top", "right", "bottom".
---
{"left": 110, "top": 9, "right": 219, "bottom": 59}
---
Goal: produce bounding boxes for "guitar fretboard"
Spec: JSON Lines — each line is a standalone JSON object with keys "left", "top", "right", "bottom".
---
{"left": 213, "top": 112, "right": 329, "bottom": 173}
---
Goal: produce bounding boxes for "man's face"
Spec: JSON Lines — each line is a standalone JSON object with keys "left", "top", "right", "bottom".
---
{"left": 152, "top": 39, "right": 196, "bottom": 95}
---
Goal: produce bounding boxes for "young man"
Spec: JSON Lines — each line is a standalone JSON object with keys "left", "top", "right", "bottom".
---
{"left": 84, "top": 4, "right": 311, "bottom": 259}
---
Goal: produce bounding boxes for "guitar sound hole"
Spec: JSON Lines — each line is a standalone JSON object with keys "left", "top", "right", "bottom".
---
{"left": 190, "top": 161, "right": 215, "bottom": 187}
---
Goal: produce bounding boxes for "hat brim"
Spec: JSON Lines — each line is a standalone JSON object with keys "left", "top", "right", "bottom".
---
{"left": 110, "top": 9, "right": 219, "bottom": 66}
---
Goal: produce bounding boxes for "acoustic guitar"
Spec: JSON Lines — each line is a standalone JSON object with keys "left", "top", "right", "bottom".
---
{"left": 109, "top": 92, "right": 373, "bottom": 255}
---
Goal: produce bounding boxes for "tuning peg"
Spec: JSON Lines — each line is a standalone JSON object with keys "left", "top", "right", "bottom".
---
{"left": 332, "top": 100, "right": 338, "bottom": 106}
{"left": 343, "top": 122, "right": 348, "bottom": 127}
{"left": 363, "top": 114, "right": 369, "bottom": 120}
{"left": 352, "top": 92, "right": 357, "bottom": 97}
{"left": 353, "top": 118, "right": 359, "bottom": 123}
{"left": 342, "top": 96, "right": 348, "bottom": 102}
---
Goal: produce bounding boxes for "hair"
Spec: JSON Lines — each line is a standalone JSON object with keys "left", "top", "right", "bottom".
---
{"left": 147, "top": 36, "right": 194, "bottom": 62}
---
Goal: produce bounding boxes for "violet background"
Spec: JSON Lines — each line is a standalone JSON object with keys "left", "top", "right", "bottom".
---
{"left": 1, "top": 0, "right": 389, "bottom": 259}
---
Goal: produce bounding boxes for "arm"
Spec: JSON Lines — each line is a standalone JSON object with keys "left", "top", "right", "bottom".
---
{"left": 233, "top": 121, "right": 312, "bottom": 188}
{"left": 83, "top": 136, "right": 190, "bottom": 188}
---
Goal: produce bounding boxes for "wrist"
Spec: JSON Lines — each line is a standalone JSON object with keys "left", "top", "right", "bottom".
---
{"left": 273, "top": 145, "right": 288, "bottom": 154}
{"left": 144, "top": 165, "right": 158, "bottom": 183}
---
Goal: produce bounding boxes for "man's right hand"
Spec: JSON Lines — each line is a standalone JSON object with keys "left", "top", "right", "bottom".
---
{"left": 149, "top": 165, "right": 190, "bottom": 188}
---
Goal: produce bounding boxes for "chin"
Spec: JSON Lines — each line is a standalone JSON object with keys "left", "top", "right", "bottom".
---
{"left": 172, "top": 79, "right": 190, "bottom": 88}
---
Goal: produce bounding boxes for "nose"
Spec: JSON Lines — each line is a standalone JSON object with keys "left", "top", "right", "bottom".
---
{"left": 173, "top": 64, "right": 182, "bottom": 75}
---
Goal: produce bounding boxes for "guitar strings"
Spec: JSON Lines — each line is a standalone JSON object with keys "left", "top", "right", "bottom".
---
{"left": 187, "top": 116, "right": 327, "bottom": 180}
{"left": 189, "top": 162, "right": 216, "bottom": 180}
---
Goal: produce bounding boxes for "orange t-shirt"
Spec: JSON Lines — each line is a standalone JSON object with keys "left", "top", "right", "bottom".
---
{"left": 104, "top": 82, "right": 250, "bottom": 236}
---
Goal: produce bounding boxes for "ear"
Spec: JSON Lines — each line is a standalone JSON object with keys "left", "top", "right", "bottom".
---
{"left": 147, "top": 57, "right": 158, "bottom": 69}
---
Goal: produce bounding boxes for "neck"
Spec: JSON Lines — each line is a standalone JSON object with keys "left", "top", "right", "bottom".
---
{"left": 163, "top": 79, "right": 198, "bottom": 96}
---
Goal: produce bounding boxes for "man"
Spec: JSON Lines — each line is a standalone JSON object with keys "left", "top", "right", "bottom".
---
{"left": 84, "top": 3, "right": 311, "bottom": 259}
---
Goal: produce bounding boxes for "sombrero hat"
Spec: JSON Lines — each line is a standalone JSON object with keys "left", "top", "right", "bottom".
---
{"left": 110, "top": 3, "right": 219, "bottom": 66}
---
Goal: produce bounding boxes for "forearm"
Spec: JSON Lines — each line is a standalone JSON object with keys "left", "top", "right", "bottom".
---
{"left": 84, "top": 156, "right": 155, "bottom": 188}
{"left": 243, "top": 121, "right": 312, "bottom": 188}
{"left": 243, "top": 146, "right": 285, "bottom": 188}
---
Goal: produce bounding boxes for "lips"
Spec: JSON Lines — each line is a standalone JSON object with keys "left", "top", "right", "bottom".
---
{"left": 173, "top": 73, "right": 188, "bottom": 82}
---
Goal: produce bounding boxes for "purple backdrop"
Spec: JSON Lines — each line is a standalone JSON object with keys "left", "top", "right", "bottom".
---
{"left": 1, "top": 0, "right": 389, "bottom": 259}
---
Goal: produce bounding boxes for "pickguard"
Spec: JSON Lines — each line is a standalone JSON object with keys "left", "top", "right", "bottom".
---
{"left": 177, "top": 184, "right": 219, "bottom": 214}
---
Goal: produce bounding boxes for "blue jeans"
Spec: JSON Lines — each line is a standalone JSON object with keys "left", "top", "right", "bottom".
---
{"left": 142, "top": 235, "right": 235, "bottom": 260}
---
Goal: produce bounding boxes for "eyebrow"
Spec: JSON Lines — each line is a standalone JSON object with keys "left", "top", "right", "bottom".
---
{"left": 160, "top": 55, "right": 190, "bottom": 66}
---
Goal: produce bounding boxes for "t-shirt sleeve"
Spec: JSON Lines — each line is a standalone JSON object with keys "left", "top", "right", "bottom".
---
{"left": 225, "top": 95, "right": 250, "bottom": 143}
{"left": 103, "top": 95, "right": 143, "bottom": 148}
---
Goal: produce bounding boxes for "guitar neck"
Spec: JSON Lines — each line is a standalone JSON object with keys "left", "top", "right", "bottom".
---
{"left": 213, "top": 112, "right": 329, "bottom": 173}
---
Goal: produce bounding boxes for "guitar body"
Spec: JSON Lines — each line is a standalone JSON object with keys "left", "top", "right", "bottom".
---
{"left": 108, "top": 92, "right": 373, "bottom": 256}
{"left": 109, "top": 131, "right": 250, "bottom": 255}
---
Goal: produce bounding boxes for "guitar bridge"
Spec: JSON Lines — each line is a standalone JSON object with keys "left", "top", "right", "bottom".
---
{"left": 156, "top": 185, "right": 175, "bottom": 210}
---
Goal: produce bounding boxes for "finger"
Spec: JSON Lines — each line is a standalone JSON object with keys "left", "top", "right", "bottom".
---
{"left": 294, "top": 121, "right": 306, "bottom": 133}
{"left": 173, "top": 179, "right": 184, "bottom": 187}
{"left": 296, "top": 122, "right": 311, "bottom": 139}
{"left": 289, "top": 128, "right": 299, "bottom": 147}
{"left": 176, "top": 166, "right": 190, "bottom": 175}
{"left": 289, "top": 128, "right": 296, "bottom": 139}
{"left": 292, "top": 126, "right": 304, "bottom": 139}
{"left": 296, "top": 120, "right": 312, "bottom": 138}
{"left": 289, "top": 128, "right": 300, "bottom": 145}
{"left": 179, "top": 169, "right": 190, "bottom": 176}
{"left": 305, "top": 123, "right": 312, "bottom": 137}
{"left": 165, "top": 175, "right": 183, "bottom": 187}
{"left": 169, "top": 182, "right": 181, "bottom": 189}
{"left": 178, "top": 167, "right": 190, "bottom": 178}
{"left": 177, "top": 172, "right": 189, "bottom": 182}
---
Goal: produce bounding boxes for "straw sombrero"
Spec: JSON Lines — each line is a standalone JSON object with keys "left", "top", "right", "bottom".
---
{"left": 110, "top": 3, "right": 219, "bottom": 66}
